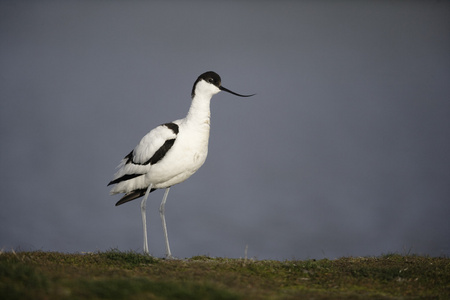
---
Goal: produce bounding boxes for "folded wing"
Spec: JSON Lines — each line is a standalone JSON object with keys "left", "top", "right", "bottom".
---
{"left": 108, "top": 122, "right": 180, "bottom": 202}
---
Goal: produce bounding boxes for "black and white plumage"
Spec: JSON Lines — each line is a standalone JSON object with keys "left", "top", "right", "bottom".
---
{"left": 108, "top": 71, "right": 254, "bottom": 258}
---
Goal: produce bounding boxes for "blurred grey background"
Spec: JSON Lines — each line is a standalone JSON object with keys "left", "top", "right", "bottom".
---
{"left": 1, "top": 1, "right": 449, "bottom": 260}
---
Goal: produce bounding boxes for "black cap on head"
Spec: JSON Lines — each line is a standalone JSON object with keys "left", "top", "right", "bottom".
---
{"left": 191, "top": 71, "right": 255, "bottom": 98}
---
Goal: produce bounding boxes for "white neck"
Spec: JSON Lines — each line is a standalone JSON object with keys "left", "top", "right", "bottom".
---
{"left": 184, "top": 80, "right": 220, "bottom": 126}
{"left": 185, "top": 93, "right": 212, "bottom": 126}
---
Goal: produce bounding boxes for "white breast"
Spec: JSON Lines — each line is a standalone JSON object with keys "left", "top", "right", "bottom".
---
{"left": 148, "top": 119, "right": 210, "bottom": 188}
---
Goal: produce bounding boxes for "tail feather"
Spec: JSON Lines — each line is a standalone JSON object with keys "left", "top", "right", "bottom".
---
{"left": 115, "top": 188, "right": 156, "bottom": 206}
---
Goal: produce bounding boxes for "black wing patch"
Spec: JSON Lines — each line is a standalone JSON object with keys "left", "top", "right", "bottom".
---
{"left": 107, "top": 173, "right": 142, "bottom": 186}
{"left": 124, "top": 150, "right": 133, "bottom": 164}
{"left": 107, "top": 123, "right": 179, "bottom": 187}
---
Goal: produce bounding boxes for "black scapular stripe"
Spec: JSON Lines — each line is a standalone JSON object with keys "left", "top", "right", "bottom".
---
{"left": 144, "top": 138, "right": 176, "bottom": 165}
{"left": 127, "top": 123, "right": 178, "bottom": 166}
{"left": 163, "top": 122, "right": 179, "bottom": 134}
{"left": 107, "top": 123, "right": 178, "bottom": 186}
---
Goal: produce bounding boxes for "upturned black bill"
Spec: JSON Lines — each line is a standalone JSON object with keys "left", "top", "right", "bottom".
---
{"left": 219, "top": 86, "right": 255, "bottom": 97}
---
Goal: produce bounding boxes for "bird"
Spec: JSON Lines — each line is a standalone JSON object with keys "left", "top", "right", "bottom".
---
{"left": 108, "top": 71, "right": 254, "bottom": 258}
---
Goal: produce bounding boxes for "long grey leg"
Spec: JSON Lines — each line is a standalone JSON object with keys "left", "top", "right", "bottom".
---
{"left": 141, "top": 184, "right": 153, "bottom": 255}
{"left": 159, "top": 187, "right": 172, "bottom": 259}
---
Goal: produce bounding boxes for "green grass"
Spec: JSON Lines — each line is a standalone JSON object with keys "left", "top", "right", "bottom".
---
{"left": 0, "top": 250, "right": 448, "bottom": 299}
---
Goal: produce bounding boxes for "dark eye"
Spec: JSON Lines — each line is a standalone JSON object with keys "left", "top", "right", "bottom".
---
{"left": 208, "top": 78, "right": 214, "bottom": 83}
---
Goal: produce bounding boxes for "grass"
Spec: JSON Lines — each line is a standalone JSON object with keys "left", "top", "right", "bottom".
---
{"left": 0, "top": 250, "right": 448, "bottom": 299}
